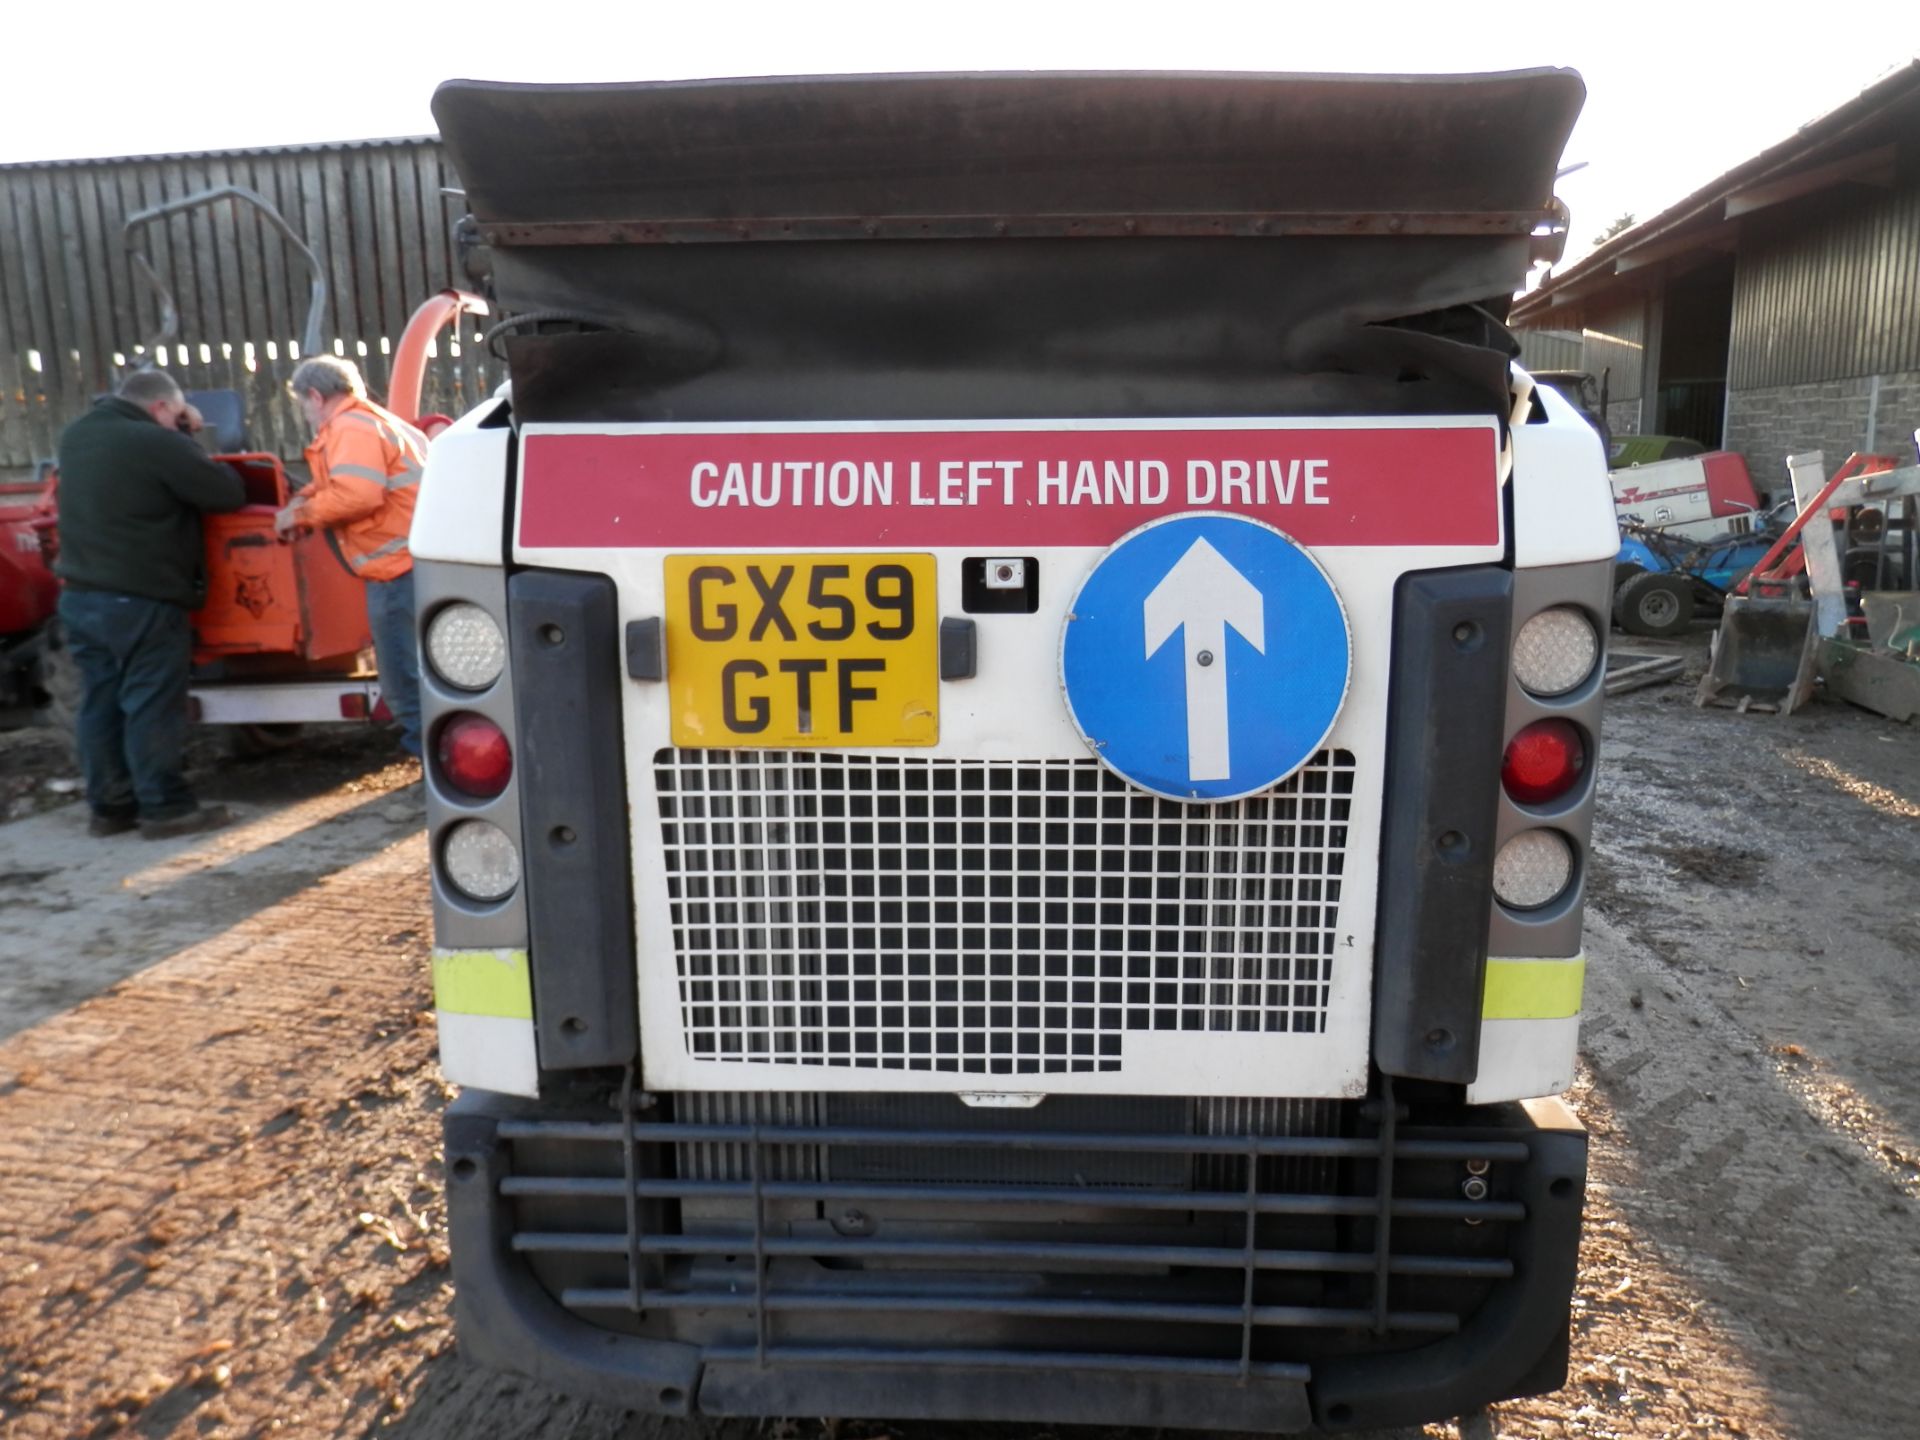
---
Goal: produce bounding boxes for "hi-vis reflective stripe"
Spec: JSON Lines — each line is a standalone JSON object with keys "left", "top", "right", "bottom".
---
{"left": 332, "top": 459, "right": 421, "bottom": 490}
{"left": 335, "top": 407, "right": 429, "bottom": 477}
{"left": 432, "top": 947, "right": 533, "bottom": 1018}
{"left": 1470, "top": 953, "right": 1585, "bottom": 1103}
{"left": 434, "top": 949, "right": 539, "bottom": 1097}
{"left": 340, "top": 406, "right": 430, "bottom": 450}
{"left": 351, "top": 534, "right": 411, "bottom": 570}
{"left": 1481, "top": 954, "right": 1586, "bottom": 1020}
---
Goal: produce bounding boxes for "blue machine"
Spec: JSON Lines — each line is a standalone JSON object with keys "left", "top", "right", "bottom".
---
{"left": 1612, "top": 510, "right": 1786, "bottom": 637}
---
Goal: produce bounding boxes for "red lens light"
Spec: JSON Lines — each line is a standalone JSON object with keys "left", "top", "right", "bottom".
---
{"left": 437, "top": 713, "right": 512, "bottom": 799}
{"left": 1502, "top": 720, "right": 1586, "bottom": 805}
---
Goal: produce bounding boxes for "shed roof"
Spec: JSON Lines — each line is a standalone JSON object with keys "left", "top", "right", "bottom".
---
{"left": 0, "top": 134, "right": 438, "bottom": 172}
{"left": 1511, "top": 59, "right": 1920, "bottom": 328}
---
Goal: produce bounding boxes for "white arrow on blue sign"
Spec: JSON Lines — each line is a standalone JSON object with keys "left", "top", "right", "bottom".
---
{"left": 1061, "top": 513, "right": 1352, "bottom": 801}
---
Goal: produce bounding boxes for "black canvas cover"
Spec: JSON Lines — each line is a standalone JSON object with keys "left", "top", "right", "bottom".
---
{"left": 431, "top": 72, "right": 1584, "bottom": 424}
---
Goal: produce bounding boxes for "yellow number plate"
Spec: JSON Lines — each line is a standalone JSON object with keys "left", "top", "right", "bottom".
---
{"left": 665, "top": 554, "right": 938, "bottom": 747}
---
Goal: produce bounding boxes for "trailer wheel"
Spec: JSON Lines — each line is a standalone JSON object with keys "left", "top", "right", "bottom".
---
{"left": 1616, "top": 571, "right": 1694, "bottom": 638}
{"left": 228, "top": 722, "right": 305, "bottom": 758}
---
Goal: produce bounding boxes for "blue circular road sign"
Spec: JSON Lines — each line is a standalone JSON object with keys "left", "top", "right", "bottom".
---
{"left": 1060, "top": 513, "right": 1351, "bottom": 801}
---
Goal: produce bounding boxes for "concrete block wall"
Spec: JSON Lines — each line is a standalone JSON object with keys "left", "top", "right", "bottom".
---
{"left": 1723, "top": 370, "right": 1920, "bottom": 500}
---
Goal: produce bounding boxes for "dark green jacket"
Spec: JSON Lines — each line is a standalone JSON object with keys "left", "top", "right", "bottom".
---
{"left": 54, "top": 396, "right": 247, "bottom": 609}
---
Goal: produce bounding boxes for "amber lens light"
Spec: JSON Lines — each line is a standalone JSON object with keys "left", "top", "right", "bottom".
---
{"left": 437, "top": 713, "right": 513, "bottom": 800}
{"left": 1502, "top": 719, "right": 1586, "bottom": 805}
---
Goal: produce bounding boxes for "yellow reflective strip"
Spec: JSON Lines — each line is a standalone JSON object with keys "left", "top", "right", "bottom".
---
{"left": 433, "top": 947, "right": 533, "bottom": 1019}
{"left": 1482, "top": 955, "right": 1585, "bottom": 1020}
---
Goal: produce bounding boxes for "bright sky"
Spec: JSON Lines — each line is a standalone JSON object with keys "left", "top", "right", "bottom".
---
{"left": 8, "top": 1, "right": 1917, "bottom": 270}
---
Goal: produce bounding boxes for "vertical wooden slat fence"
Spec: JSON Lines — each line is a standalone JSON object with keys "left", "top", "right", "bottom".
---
{"left": 0, "top": 137, "right": 494, "bottom": 471}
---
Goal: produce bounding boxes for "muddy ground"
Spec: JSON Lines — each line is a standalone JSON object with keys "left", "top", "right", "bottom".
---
{"left": 0, "top": 633, "right": 1915, "bottom": 1440}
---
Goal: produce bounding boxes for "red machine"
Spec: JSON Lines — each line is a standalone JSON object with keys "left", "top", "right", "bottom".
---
{"left": 0, "top": 470, "right": 61, "bottom": 711}
{"left": 0, "top": 474, "right": 57, "bottom": 632}
{"left": 1736, "top": 451, "right": 1902, "bottom": 598}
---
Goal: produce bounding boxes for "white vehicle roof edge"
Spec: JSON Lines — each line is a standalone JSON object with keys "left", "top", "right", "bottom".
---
{"left": 412, "top": 413, "right": 511, "bottom": 566}
{"left": 1512, "top": 377, "right": 1621, "bottom": 568}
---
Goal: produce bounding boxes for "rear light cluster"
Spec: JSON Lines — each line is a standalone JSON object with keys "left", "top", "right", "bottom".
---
{"left": 424, "top": 597, "right": 521, "bottom": 905}
{"left": 1495, "top": 605, "right": 1600, "bottom": 912}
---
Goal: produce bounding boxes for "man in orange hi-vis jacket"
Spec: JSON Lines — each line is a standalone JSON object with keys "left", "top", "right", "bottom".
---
{"left": 276, "top": 357, "right": 426, "bottom": 757}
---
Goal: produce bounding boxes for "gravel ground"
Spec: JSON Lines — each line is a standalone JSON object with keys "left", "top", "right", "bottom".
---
{"left": 0, "top": 634, "right": 1915, "bottom": 1439}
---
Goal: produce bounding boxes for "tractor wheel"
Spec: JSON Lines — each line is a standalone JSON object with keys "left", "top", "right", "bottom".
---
{"left": 1616, "top": 571, "right": 1694, "bottom": 638}
{"left": 1611, "top": 566, "right": 1645, "bottom": 628}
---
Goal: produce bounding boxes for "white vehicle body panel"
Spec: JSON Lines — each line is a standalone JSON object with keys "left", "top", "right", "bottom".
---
{"left": 511, "top": 415, "right": 1509, "bottom": 1099}
{"left": 1511, "top": 378, "right": 1624, "bottom": 568}
{"left": 411, "top": 399, "right": 513, "bottom": 567}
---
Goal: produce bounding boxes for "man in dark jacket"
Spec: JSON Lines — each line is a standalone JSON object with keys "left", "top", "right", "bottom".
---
{"left": 55, "top": 370, "right": 246, "bottom": 839}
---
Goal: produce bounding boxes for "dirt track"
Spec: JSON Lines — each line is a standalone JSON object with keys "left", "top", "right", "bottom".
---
{"left": 1, "top": 637, "right": 1916, "bottom": 1440}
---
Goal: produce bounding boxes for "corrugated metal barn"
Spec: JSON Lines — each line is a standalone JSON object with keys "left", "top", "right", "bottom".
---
{"left": 1513, "top": 59, "right": 1920, "bottom": 497}
{"left": 0, "top": 137, "right": 493, "bottom": 472}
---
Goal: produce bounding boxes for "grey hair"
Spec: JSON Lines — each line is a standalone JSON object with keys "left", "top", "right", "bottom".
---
{"left": 118, "top": 369, "right": 184, "bottom": 407}
{"left": 287, "top": 356, "right": 367, "bottom": 401}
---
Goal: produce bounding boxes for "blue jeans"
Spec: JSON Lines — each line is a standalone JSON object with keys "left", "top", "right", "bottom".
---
{"left": 58, "top": 590, "right": 198, "bottom": 821}
{"left": 367, "top": 569, "right": 423, "bottom": 757}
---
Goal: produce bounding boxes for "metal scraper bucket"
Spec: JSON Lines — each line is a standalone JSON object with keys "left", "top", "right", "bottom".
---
{"left": 1696, "top": 596, "right": 1820, "bottom": 712}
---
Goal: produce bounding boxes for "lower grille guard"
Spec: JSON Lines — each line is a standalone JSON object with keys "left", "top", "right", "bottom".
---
{"left": 444, "top": 1085, "right": 1586, "bottom": 1433}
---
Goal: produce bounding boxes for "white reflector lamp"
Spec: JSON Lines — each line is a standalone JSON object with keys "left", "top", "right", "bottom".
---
{"left": 443, "top": 819, "right": 521, "bottom": 902}
{"left": 1511, "top": 606, "right": 1598, "bottom": 697}
{"left": 1492, "top": 829, "right": 1574, "bottom": 910}
{"left": 426, "top": 603, "right": 507, "bottom": 691}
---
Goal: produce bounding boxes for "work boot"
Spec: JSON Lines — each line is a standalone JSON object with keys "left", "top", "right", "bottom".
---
{"left": 139, "top": 805, "right": 236, "bottom": 841}
{"left": 87, "top": 811, "right": 139, "bottom": 838}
